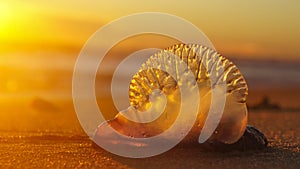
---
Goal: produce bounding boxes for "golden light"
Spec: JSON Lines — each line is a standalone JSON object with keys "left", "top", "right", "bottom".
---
{"left": 0, "top": 2, "right": 12, "bottom": 33}
{"left": 6, "top": 80, "right": 19, "bottom": 92}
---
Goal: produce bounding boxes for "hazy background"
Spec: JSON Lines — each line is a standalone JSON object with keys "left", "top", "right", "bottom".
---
{"left": 0, "top": 0, "right": 300, "bottom": 133}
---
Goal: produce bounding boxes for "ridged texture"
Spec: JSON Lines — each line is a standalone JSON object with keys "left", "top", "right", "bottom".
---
{"left": 129, "top": 44, "right": 248, "bottom": 111}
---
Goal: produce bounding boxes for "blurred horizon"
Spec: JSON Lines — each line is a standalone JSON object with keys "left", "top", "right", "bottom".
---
{"left": 0, "top": 1, "right": 300, "bottom": 132}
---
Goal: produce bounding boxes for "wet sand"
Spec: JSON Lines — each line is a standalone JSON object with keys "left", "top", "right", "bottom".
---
{"left": 0, "top": 111, "right": 299, "bottom": 169}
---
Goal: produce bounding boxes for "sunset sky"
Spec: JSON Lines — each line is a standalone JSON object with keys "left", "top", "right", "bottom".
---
{"left": 0, "top": 1, "right": 300, "bottom": 132}
{"left": 0, "top": 0, "right": 300, "bottom": 103}
{"left": 0, "top": 0, "right": 299, "bottom": 60}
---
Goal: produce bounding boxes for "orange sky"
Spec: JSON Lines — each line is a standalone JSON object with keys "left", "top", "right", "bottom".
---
{"left": 0, "top": 1, "right": 300, "bottom": 132}
{"left": 0, "top": 0, "right": 300, "bottom": 60}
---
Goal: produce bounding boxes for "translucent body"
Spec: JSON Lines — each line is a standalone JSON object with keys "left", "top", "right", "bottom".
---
{"left": 94, "top": 44, "right": 248, "bottom": 145}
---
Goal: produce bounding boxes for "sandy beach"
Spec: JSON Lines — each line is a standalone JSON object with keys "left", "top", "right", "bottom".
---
{"left": 1, "top": 1, "right": 300, "bottom": 168}
{"left": 0, "top": 111, "right": 298, "bottom": 169}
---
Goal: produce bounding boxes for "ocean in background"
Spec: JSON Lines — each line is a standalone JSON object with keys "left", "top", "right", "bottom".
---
{"left": 1, "top": 54, "right": 300, "bottom": 101}
{"left": 1, "top": 54, "right": 300, "bottom": 132}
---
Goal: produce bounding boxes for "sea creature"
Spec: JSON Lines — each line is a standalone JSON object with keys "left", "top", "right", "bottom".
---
{"left": 93, "top": 43, "right": 267, "bottom": 152}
